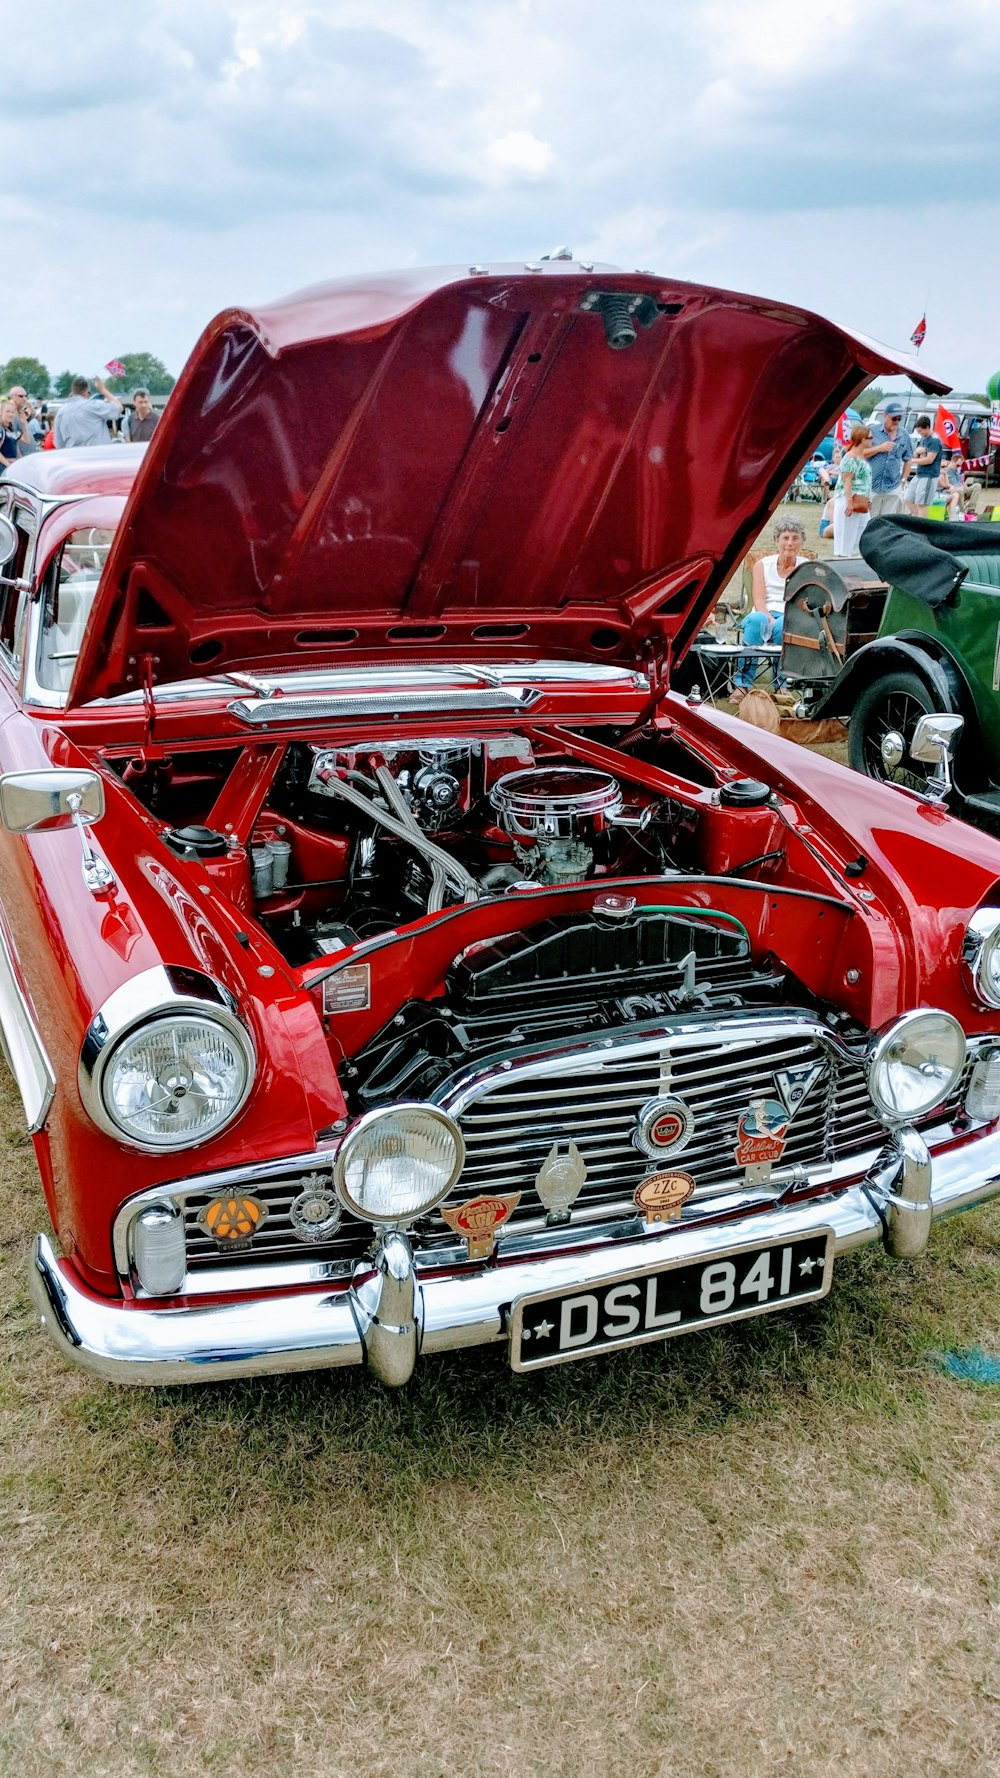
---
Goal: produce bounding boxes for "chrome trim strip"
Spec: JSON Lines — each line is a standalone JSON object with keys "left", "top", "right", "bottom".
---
{"left": 0, "top": 914, "right": 55, "bottom": 1132}
{"left": 433, "top": 1007, "right": 863, "bottom": 1120}
{"left": 229, "top": 688, "right": 541, "bottom": 726}
{"left": 29, "top": 1123, "right": 1000, "bottom": 1384}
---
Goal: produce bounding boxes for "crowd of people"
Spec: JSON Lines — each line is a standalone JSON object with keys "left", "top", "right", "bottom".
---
{"left": 824, "top": 402, "right": 977, "bottom": 554}
{"left": 0, "top": 377, "right": 160, "bottom": 469}
{"left": 736, "top": 403, "right": 984, "bottom": 669}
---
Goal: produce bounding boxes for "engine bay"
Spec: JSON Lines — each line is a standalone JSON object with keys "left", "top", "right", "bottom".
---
{"left": 154, "top": 728, "right": 717, "bottom": 967}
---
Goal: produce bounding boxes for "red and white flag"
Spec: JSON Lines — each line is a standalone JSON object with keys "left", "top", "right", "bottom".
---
{"left": 935, "top": 403, "right": 961, "bottom": 453}
{"left": 104, "top": 358, "right": 125, "bottom": 378}
{"left": 835, "top": 412, "right": 853, "bottom": 447}
{"left": 910, "top": 316, "right": 927, "bottom": 349}
{"left": 990, "top": 406, "right": 1000, "bottom": 449}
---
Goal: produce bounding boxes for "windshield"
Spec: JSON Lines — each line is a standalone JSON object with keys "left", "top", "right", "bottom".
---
{"left": 36, "top": 527, "right": 116, "bottom": 694}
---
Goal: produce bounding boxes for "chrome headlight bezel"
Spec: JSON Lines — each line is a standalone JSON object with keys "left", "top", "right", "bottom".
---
{"left": 867, "top": 1008, "right": 966, "bottom": 1124}
{"left": 334, "top": 1102, "right": 465, "bottom": 1225}
{"left": 79, "top": 966, "right": 256, "bottom": 1153}
{"left": 963, "top": 909, "right": 1000, "bottom": 1010}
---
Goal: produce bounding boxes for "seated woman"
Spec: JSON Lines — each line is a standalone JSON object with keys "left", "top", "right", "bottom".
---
{"left": 734, "top": 517, "right": 809, "bottom": 692}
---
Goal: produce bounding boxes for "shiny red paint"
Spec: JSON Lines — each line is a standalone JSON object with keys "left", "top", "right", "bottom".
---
{"left": 68, "top": 265, "right": 945, "bottom": 705}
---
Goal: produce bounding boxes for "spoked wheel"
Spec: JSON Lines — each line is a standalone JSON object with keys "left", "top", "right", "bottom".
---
{"left": 848, "top": 671, "right": 940, "bottom": 792}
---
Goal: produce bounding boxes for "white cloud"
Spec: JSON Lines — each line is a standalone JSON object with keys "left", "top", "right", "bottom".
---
{"left": 482, "top": 130, "right": 555, "bottom": 183}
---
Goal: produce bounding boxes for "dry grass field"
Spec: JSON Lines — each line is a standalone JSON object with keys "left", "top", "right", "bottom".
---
{"left": 4, "top": 1053, "right": 1000, "bottom": 1777}
{"left": 4, "top": 495, "right": 1000, "bottom": 1776}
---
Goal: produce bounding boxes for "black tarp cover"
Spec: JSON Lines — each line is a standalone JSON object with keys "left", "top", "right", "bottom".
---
{"left": 860, "top": 515, "right": 1000, "bottom": 609}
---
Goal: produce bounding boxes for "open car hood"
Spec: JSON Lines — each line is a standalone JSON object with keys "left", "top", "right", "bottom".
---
{"left": 69, "top": 262, "right": 947, "bottom": 706}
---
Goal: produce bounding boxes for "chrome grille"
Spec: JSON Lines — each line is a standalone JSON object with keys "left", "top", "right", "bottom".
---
{"left": 441, "top": 1024, "right": 971, "bottom": 1236}
{"left": 174, "top": 1019, "right": 972, "bottom": 1276}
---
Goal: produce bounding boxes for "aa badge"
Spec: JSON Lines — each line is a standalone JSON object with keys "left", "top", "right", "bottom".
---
{"left": 197, "top": 1191, "right": 269, "bottom": 1250}
{"left": 439, "top": 1192, "right": 521, "bottom": 1260}
{"left": 634, "top": 1170, "right": 695, "bottom": 1224}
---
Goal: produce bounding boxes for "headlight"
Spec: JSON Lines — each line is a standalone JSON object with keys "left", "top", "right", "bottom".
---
{"left": 99, "top": 1014, "right": 254, "bottom": 1149}
{"left": 80, "top": 967, "right": 256, "bottom": 1152}
{"left": 334, "top": 1104, "right": 465, "bottom": 1223}
{"left": 963, "top": 909, "right": 1000, "bottom": 1009}
{"left": 867, "top": 1009, "right": 966, "bottom": 1123}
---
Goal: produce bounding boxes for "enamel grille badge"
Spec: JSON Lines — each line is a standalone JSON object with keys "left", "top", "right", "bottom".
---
{"left": 634, "top": 1171, "right": 695, "bottom": 1223}
{"left": 735, "top": 1099, "right": 789, "bottom": 1167}
{"left": 440, "top": 1193, "right": 521, "bottom": 1260}
{"left": 635, "top": 1094, "right": 694, "bottom": 1159}
{"left": 198, "top": 1191, "right": 269, "bottom": 1250}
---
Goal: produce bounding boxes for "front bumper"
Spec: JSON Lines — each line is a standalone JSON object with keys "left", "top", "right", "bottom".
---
{"left": 30, "top": 1124, "right": 1000, "bottom": 1386}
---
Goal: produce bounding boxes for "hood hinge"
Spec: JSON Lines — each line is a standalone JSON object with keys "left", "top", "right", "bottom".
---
{"left": 140, "top": 654, "right": 162, "bottom": 755}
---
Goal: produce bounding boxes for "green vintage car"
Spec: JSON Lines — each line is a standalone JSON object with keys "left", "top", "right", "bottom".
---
{"left": 780, "top": 518, "right": 1000, "bottom": 830}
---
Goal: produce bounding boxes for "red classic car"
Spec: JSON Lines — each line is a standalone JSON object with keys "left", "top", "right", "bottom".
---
{"left": 5, "top": 262, "right": 1000, "bottom": 1387}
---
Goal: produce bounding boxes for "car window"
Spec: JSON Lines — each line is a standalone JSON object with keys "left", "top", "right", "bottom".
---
{"left": 0, "top": 506, "right": 37, "bottom": 678}
{"left": 36, "top": 528, "right": 115, "bottom": 694}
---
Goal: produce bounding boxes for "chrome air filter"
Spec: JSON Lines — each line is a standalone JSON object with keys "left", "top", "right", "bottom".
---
{"left": 490, "top": 768, "right": 623, "bottom": 841}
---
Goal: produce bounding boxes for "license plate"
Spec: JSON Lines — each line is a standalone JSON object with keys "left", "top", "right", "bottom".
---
{"left": 509, "top": 1231, "right": 833, "bottom": 1371}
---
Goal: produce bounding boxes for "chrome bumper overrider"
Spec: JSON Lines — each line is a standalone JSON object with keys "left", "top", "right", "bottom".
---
{"left": 30, "top": 1125, "right": 1000, "bottom": 1386}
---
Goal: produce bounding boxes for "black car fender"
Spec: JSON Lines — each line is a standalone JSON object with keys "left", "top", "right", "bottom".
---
{"left": 809, "top": 633, "right": 976, "bottom": 734}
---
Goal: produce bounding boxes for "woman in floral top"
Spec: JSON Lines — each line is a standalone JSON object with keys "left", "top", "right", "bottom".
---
{"left": 832, "top": 423, "right": 873, "bottom": 555}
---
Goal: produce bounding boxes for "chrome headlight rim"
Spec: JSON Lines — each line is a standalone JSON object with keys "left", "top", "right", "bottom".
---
{"left": 79, "top": 966, "right": 256, "bottom": 1153}
{"left": 334, "top": 1102, "right": 465, "bottom": 1224}
{"left": 867, "top": 1007, "right": 966, "bottom": 1124}
{"left": 963, "top": 908, "right": 1000, "bottom": 1010}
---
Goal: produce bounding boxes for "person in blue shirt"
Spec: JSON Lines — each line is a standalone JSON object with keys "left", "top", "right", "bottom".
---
{"left": 866, "top": 400, "right": 913, "bottom": 517}
{"left": 907, "top": 417, "right": 945, "bottom": 517}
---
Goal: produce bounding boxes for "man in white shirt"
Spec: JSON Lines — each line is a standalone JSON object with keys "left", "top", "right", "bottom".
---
{"left": 53, "top": 377, "right": 123, "bottom": 448}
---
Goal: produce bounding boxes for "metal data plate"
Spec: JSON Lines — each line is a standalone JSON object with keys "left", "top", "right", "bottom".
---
{"left": 509, "top": 1230, "right": 834, "bottom": 1372}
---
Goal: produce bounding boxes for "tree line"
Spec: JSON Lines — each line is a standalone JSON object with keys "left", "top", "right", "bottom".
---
{"left": 0, "top": 353, "right": 175, "bottom": 399}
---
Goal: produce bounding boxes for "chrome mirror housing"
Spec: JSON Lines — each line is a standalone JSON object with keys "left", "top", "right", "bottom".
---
{"left": 0, "top": 514, "right": 17, "bottom": 569}
{"left": 0, "top": 769, "right": 114, "bottom": 894}
{"left": 910, "top": 713, "right": 963, "bottom": 802}
{"left": 0, "top": 768, "right": 105, "bottom": 834}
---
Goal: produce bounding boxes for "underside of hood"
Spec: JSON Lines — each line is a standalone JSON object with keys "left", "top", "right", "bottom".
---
{"left": 69, "top": 262, "right": 946, "bottom": 706}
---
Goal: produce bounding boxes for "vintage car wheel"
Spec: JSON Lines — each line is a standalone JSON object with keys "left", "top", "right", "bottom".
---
{"left": 848, "top": 670, "right": 939, "bottom": 791}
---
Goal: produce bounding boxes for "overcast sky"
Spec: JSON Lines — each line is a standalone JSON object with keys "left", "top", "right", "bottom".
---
{"left": 4, "top": 0, "right": 997, "bottom": 392}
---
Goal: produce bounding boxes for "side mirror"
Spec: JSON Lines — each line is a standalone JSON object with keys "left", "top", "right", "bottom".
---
{"left": 910, "top": 713, "right": 963, "bottom": 802}
{"left": 0, "top": 513, "right": 16, "bottom": 570}
{"left": 0, "top": 768, "right": 105, "bottom": 834}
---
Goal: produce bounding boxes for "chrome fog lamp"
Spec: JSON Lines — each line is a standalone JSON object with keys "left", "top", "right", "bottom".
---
{"left": 334, "top": 1104, "right": 465, "bottom": 1223}
{"left": 963, "top": 909, "right": 1000, "bottom": 1009}
{"left": 131, "top": 1201, "right": 185, "bottom": 1295}
{"left": 867, "top": 1009, "right": 966, "bottom": 1123}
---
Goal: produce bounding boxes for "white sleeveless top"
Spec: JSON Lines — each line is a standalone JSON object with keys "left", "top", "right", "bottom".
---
{"left": 760, "top": 553, "right": 807, "bottom": 615}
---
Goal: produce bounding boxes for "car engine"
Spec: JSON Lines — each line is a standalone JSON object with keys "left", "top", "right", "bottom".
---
{"left": 197, "top": 731, "right": 694, "bottom": 963}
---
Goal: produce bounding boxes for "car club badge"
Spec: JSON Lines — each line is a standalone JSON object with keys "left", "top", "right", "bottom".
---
{"left": 534, "top": 1141, "right": 587, "bottom": 1223}
{"left": 439, "top": 1192, "right": 521, "bottom": 1260}
{"left": 289, "top": 1174, "right": 342, "bottom": 1243}
{"left": 735, "top": 1098, "right": 789, "bottom": 1167}
{"left": 634, "top": 1170, "right": 695, "bottom": 1223}
{"left": 734, "top": 1065, "right": 826, "bottom": 1184}
{"left": 197, "top": 1190, "right": 269, "bottom": 1250}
